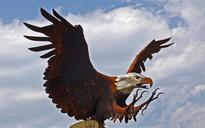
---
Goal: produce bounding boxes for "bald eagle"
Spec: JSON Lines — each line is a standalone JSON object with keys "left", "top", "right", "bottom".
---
{"left": 24, "top": 8, "right": 173, "bottom": 128}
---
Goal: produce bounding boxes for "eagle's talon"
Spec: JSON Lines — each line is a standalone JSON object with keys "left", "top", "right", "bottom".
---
{"left": 140, "top": 90, "right": 148, "bottom": 98}
{"left": 135, "top": 89, "right": 142, "bottom": 96}
{"left": 152, "top": 88, "right": 160, "bottom": 95}
{"left": 131, "top": 90, "right": 148, "bottom": 105}
{"left": 141, "top": 89, "right": 163, "bottom": 115}
{"left": 156, "top": 92, "right": 164, "bottom": 97}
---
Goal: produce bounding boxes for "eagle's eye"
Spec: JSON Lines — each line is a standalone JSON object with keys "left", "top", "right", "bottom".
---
{"left": 135, "top": 76, "right": 140, "bottom": 79}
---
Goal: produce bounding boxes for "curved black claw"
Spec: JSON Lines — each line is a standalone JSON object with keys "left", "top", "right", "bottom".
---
{"left": 132, "top": 90, "right": 148, "bottom": 106}
{"left": 152, "top": 88, "right": 160, "bottom": 95}
{"left": 136, "top": 89, "right": 142, "bottom": 95}
{"left": 141, "top": 89, "right": 164, "bottom": 116}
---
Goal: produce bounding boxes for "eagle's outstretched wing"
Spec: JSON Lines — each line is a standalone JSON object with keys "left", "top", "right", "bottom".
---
{"left": 127, "top": 38, "right": 174, "bottom": 73}
{"left": 24, "top": 8, "right": 112, "bottom": 120}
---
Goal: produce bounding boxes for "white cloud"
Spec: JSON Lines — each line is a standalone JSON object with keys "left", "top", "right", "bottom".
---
{"left": 168, "top": 102, "right": 205, "bottom": 128}
{"left": 66, "top": 7, "right": 172, "bottom": 75}
{"left": 0, "top": 1, "right": 205, "bottom": 128}
{"left": 194, "top": 84, "right": 205, "bottom": 94}
{"left": 163, "top": 0, "right": 205, "bottom": 24}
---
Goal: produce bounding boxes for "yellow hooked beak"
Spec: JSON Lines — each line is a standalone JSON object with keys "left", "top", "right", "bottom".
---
{"left": 139, "top": 77, "right": 153, "bottom": 88}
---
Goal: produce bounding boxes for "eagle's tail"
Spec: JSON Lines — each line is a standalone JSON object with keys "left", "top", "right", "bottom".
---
{"left": 69, "top": 120, "right": 105, "bottom": 128}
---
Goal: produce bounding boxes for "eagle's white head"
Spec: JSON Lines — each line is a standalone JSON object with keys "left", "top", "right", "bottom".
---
{"left": 115, "top": 72, "right": 153, "bottom": 94}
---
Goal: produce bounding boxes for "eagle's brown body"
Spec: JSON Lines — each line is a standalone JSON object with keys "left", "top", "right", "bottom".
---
{"left": 24, "top": 8, "right": 173, "bottom": 127}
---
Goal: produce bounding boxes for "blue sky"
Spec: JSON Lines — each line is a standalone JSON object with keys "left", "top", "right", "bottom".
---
{"left": 0, "top": 0, "right": 125, "bottom": 23}
{"left": 0, "top": 0, "right": 184, "bottom": 29}
{"left": 0, "top": 0, "right": 205, "bottom": 128}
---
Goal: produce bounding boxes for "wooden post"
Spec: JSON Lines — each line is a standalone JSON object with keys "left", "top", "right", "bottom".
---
{"left": 69, "top": 120, "right": 105, "bottom": 128}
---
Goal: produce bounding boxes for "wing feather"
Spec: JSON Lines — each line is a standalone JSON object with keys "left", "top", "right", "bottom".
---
{"left": 40, "top": 8, "right": 60, "bottom": 24}
{"left": 40, "top": 50, "right": 55, "bottom": 58}
{"left": 24, "top": 8, "right": 112, "bottom": 120}
{"left": 52, "top": 9, "right": 73, "bottom": 28}
{"left": 127, "top": 37, "right": 174, "bottom": 73}
{"left": 24, "top": 36, "right": 50, "bottom": 41}
{"left": 24, "top": 22, "right": 53, "bottom": 36}
{"left": 28, "top": 44, "right": 53, "bottom": 52}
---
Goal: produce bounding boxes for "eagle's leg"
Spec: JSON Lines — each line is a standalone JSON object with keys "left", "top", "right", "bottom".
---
{"left": 111, "top": 89, "right": 147, "bottom": 123}
{"left": 111, "top": 88, "right": 163, "bottom": 123}
{"left": 123, "top": 89, "right": 148, "bottom": 122}
{"left": 125, "top": 88, "right": 164, "bottom": 123}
